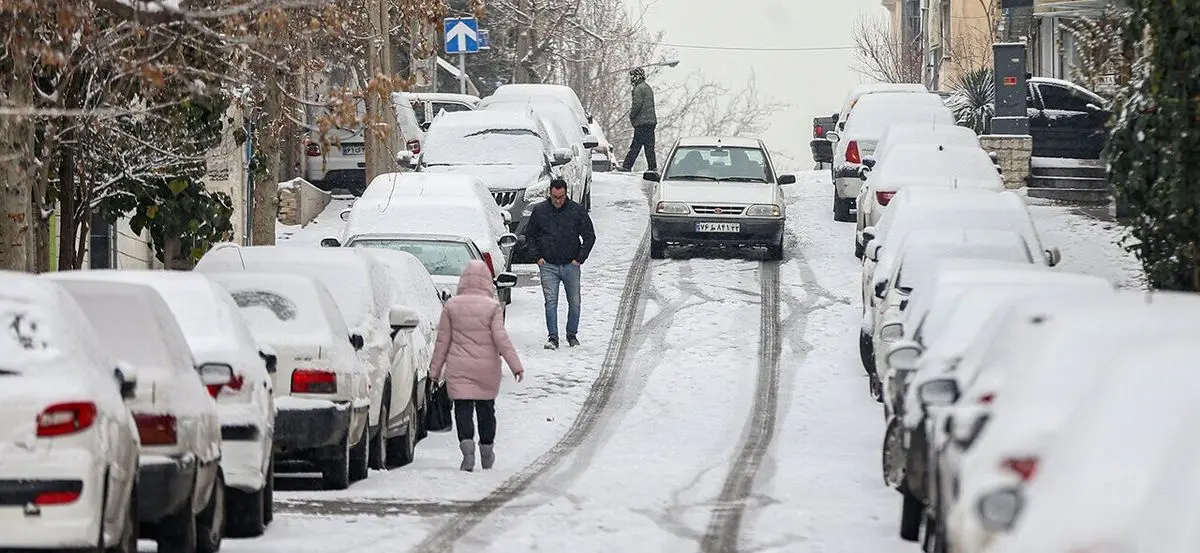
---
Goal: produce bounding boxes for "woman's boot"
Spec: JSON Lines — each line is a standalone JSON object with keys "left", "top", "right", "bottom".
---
{"left": 479, "top": 444, "right": 495, "bottom": 469}
{"left": 459, "top": 440, "right": 475, "bottom": 472}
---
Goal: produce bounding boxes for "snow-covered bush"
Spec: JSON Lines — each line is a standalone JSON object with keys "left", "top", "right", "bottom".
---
{"left": 948, "top": 68, "right": 995, "bottom": 135}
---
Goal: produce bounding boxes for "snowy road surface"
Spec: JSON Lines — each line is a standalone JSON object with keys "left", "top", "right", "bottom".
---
{"left": 200, "top": 171, "right": 1141, "bottom": 553}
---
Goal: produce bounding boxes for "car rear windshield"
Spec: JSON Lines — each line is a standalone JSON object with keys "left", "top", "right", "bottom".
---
{"left": 0, "top": 300, "right": 58, "bottom": 367}
{"left": 226, "top": 287, "right": 332, "bottom": 343}
{"left": 663, "top": 146, "right": 773, "bottom": 182}
{"left": 70, "top": 291, "right": 182, "bottom": 376}
{"left": 423, "top": 127, "right": 545, "bottom": 166}
{"left": 351, "top": 239, "right": 475, "bottom": 277}
{"left": 896, "top": 245, "right": 1032, "bottom": 292}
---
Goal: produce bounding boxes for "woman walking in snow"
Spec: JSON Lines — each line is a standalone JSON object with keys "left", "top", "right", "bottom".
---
{"left": 430, "top": 260, "right": 525, "bottom": 471}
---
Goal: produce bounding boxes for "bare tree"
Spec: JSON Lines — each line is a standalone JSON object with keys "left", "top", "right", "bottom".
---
{"left": 851, "top": 14, "right": 923, "bottom": 83}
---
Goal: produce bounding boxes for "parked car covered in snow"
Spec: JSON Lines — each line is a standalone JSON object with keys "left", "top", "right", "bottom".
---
{"left": 51, "top": 270, "right": 277, "bottom": 537}
{"left": 644, "top": 136, "right": 795, "bottom": 260}
{"left": 0, "top": 272, "right": 141, "bottom": 553}
{"left": 49, "top": 277, "right": 230, "bottom": 553}
{"left": 302, "top": 94, "right": 424, "bottom": 195}
{"left": 488, "top": 83, "right": 593, "bottom": 135}
{"left": 408, "top": 92, "right": 480, "bottom": 131}
{"left": 207, "top": 272, "right": 371, "bottom": 490}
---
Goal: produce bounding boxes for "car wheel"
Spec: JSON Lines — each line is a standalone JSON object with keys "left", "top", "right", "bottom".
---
{"left": 921, "top": 512, "right": 938, "bottom": 553}
{"left": 584, "top": 188, "right": 592, "bottom": 211}
{"left": 196, "top": 471, "right": 224, "bottom": 553}
{"left": 263, "top": 459, "right": 274, "bottom": 525}
{"left": 368, "top": 392, "right": 389, "bottom": 470}
{"left": 106, "top": 482, "right": 137, "bottom": 553}
{"left": 320, "top": 426, "right": 352, "bottom": 490}
{"left": 349, "top": 412, "right": 371, "bottom": 481}
{"left": 386, "top": 393, "right": 419, "bottom": 467}
{"left": 154, "top": 480, "right": 196, "bottom": 553}
{"left": 650, "top": 239, "right": 666, "bottom": 259}
{"left": 767, "top": 237, "right": 784, "bottom": 261}
{"left": 225, "top": 481, "right": 265, "bottom": 538}
{"left": 859, "top": 330, "right": 876, "bottom": 374}
{"left": 834, "top": 196, "right": 854, "bottom": 222}
{"left": 855, "top": 238, "right": 864, "bottom": 259}
{"left": 900, "top": 489, "right": 922, "bottom": 542}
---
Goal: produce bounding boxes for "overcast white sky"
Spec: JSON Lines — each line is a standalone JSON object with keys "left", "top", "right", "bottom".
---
{"left": 626, "top": 0, "right": 888, "bottom": 168}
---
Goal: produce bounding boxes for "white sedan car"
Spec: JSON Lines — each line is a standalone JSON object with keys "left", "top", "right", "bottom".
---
{"left": 0, "top": 273, "right": 140, "bottom": 553}
{"left": 645, "top": 136, "right": 796, "bottom": 260}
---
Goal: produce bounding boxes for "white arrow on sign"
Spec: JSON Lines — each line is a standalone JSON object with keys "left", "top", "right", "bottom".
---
{"left": 447, "top": 21, "right": 477, "bottom": 52}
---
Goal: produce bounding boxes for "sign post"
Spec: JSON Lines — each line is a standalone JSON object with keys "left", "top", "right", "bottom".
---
{"left": 443, "top": 17, "right": 479, "bottom": 96}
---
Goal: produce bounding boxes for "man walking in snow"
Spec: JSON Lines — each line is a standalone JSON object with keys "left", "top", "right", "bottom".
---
{"left": 523, "top": 178, "right": 596, "bottom": 350}
{"left": 620, "top": 67, "right": 657, "bottom": 172}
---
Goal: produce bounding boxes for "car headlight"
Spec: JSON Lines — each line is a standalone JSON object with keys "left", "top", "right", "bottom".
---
{"left": 976, "top": 487, "right": 1023, "bottom": 531}
{"left": 745, "top": 204, "right": 782, "bottom": 217}
{"left": 525, "top": 180, "right": 550, "bottom": 201}
{"left": 655, "top": 201, "right": 690, "bottom": 215}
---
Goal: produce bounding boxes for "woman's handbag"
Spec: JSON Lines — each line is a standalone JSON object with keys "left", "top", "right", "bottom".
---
{"left": 424, "top": 380, "right": 453, "bottom": 432}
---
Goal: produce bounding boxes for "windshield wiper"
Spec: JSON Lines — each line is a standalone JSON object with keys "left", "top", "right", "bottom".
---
{"left": 716, "top": 176, "right": 768, "bottom": 183}
{"left": 665, "top": 174, "right": 719, "bottom": 181}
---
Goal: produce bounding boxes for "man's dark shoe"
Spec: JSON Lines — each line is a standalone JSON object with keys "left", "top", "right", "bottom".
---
{"left": 544, "top": 337, "right": 559, "bottom": 350}
{"left": 566, "top": 335, "right": 580, "bottom": 347}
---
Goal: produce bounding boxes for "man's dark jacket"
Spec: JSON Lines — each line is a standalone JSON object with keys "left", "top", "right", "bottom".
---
{"left": 523, "top": 197, "right": 596, "bottom": 265}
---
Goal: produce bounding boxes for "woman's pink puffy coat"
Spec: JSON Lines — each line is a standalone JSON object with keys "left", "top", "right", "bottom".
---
{"left": 429, "top": 260, "right": 524, "bottom": 400}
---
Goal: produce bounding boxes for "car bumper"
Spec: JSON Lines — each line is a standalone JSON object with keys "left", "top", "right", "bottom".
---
{"left": 273, "top": 401, "right": 353, "bottom": 457}
{"left": 0, "top": 451, "right": 107, "bottom": 548}
{"left": 833, "top": 165, "right": 865, "bottom": 199}
{"left": 220, "top": 438, "right": 269, "bottom": 493}
{"left": 650, "top": 215, "right": 784, "bottom": 246}
{"left": 138, "top": 454, "right": 199, "bottom": 523}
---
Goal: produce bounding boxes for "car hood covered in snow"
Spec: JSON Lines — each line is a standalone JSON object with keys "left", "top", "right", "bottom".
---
{"left": 658, "top": 180, "right": 779, "bottom": 206}
{"left": 421, "top": 164, "right": 545, "bottom": 191}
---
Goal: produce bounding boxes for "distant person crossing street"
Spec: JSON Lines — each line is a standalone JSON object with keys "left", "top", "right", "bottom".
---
{"left": 620, "top": 67, "right": 658, "bottom": 173}
{"left": 523, "top": 178, "right": 597, "bottom": 350}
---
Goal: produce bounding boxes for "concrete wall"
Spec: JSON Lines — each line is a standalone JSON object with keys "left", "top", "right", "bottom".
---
{"left": 200, "top": 105, "right": 248, "bottom": 245}
{"left": 980, "top": 134, "right": 1033, "bottom": 189}
{"left": 277, "top": 178, "right": 332, "bottom": 227}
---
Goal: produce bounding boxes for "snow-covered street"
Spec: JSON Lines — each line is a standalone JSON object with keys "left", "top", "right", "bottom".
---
{"left": 209, "top": 170, "right": 1144, "bottom": 553}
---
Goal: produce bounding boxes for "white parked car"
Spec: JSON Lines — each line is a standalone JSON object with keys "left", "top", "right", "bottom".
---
{"left": 835, "top": 82, "right": 930, "bottom": 132}
{"left": 196, "top": 244, "right": 425, "bottom": 475}
{"left": 488, "top": 83, "right": 593, "bottom": 135}
{"left": 303, "top": 95, "right": 424, "bottom": 194}
{"left": 407, "top": 110, "right": 578, "bottom": 247}
{"left": 206, "top": 273, "right": 372, "bottom": 490}
{"left": 50, "top": 278, "right": 230, "bottom": 553}
{"left": 825, "top": 92, "right": 954, "bottom": 221}
{"left": 644, "top": 136, "right": 796, "bottom": 260}
{"left": 855, "top": 143, "right": 1005, "bottom": 255}
{"left": 868, "top": 123, "right": 984, "bottom": 168}
{"left": 51, "top": 270, "right": 277, "bottom": 537}
{"left": 588, "top": 120, "right": 618, "bottom": 172}
{"left": 408, "top": 92, "right": 480, "bottom": 131}
{"left": 0, "top": 273, "right": 140, "bottom": 553}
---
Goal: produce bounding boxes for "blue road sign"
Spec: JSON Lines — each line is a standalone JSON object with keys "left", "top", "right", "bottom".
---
{"left": 444, "top": 17, "right": 479, "bottom": 54}
{"left": 478, "top": 29, "right": 490, "bottom": 50}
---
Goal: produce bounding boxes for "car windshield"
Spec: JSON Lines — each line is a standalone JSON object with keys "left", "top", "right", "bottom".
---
{"left": 350, "top": 239, "right": 475, "bottom": 277}
{"left": 663, "top": 146, "right": 773, "bottom": 182}
{"left": 422, "top": 127, "right": 545, "bottom": 166}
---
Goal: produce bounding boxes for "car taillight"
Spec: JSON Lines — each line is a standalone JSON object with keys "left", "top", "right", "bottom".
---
{"left": 979, "top": 393, "right": 995, "bottom": 404}
{"left": 134, "top": 413, "right": 178, "bottom": 445}
{"left": 876, "top": 191, "right": 896, "bottom": 206}
{"left": 34, "top": 490, "right": 82, "bottom": 505}
{"left": 481, "top": 252, "right": 496, "bottom": 277}
{"left": 846, "top": 140, "right": 861, "bottom": 164}
{"left": 406, "top": 139, "right": 421, "bottom": 154}
{"left": 304, "top": 138, "right": 321, "bottom": 157}
{"left": 37, "top": 402, "right": 97, "bottom": 437}
{"left": 292, "top": 369, "right": 337, "bottom": 394}
{"left": 814, "top": 125, "right": 824, "bottom": 138}
{"left": 1002, "top": 457, "right": 1038, "bottom": 481}
{"left": 206, "top": 373, "right": 245, "bottom": 399}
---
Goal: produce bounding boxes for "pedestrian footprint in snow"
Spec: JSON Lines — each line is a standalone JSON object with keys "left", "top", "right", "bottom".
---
{"left": 522, "top": 178, "right": 597, "bottom": 350}
{"left": 429, "top": 260, "right": 525, "bottom": 472}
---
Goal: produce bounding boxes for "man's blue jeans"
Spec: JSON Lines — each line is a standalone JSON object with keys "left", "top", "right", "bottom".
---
{"left": 539, "top": 263, "right": 581, "bottom": 339}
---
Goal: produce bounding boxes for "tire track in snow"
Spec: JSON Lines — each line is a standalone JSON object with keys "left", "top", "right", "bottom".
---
{"left": 699, "top": 260, "right": 783, "bottom": 553}
{"left": 411, "top": 224, "right": 653, "bottom": 553}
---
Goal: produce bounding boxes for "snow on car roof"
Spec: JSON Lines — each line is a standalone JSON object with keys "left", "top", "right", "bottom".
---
{"left": 1000, "top": 343, "right": 1200, "bottom": 553}
{"left": 869, "top": 144, "right": 1003, "bottom": 188}
{"left": 875, "top": 123, "right": 980, "bottom": 159}
{"left": 408, "top": 92, "right": 481, "bottom": 104}
{"left": 357, "top": 248, "right": 443, "bottom": 325}
{"left": 0, "top": 272, "right": 92, "bottom": 367}
{"left": 431, "top": 109, "right": 541, "bottom": 131}
{"left": 848, "top": 83, "right": 928, "bottom": 97}
{"left": 195, "top": 245, "right": 389, "bottom": 330}
{"left": 490, "top": 84, "right": 586, "bottom": 117}
{"left": 360, "top": 172, "right": 487, "bottom": 201}
{"left": 46, "top": 269, "right": 254, "bottom": 358}
{"left": 47, "top": 277, "right": 196, "bottom": 378}
{"left": 342, "top": 195, "right": 494, "bottom": 250}
{"left": 675, "top": 136, "right": 762, "bottom": 149}
{"left": 892, "top": 231, "right": 1034, "bottom": 290}
{"left": 844, "top": 93, "right": 954, "bottom": 137}
{"left": 876, "top": 190, "right": 1035, "bottom": 247}
{"left": 206, "top": 272, "right": 349, "bottom": 346}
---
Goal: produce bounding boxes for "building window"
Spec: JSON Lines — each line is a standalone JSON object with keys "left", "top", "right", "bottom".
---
{"left": 941, "top": 0, "right": 952, "bottom": 59}
{"left": 89, "top": 216, "right": 114, "bottom": 269}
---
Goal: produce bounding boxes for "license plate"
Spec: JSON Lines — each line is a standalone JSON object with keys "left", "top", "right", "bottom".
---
{"left": 696, "top": 222, "right": 740, "bottom": 233}
{"left": 342, "top": 145, "right": 364, "bottom": 156}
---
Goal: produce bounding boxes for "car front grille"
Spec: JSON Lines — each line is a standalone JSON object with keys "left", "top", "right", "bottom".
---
{"left": 492, "top": 189, "right": 521, "bottom": 208}
{"left": 690, "top": 205, "right": 746, "bottom": 216}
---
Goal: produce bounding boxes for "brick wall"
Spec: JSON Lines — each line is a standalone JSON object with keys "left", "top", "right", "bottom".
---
{"left": 277, "top": 178, "right": 332, "bottom": 227}
{"left": 980, "top": 134, "right": 1033, "bottom": 189}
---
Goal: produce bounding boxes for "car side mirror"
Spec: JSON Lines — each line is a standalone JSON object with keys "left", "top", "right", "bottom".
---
{"left": 438, "top": 289, "right": 452, "bottom": 303}
{"left": 339, "top": 208, "right": 352, "bottom": 222}
{"left": 587, "top": 113, "right": 594, "bottom": 123}
{"left": 862, "top": 226, "right": 876, "bottom": 244}
{"left": 495, "top": 272, "right": 519, "bottom": 289}
{"left": 395, "top": 150, "right": 413, "bottom": 166}
{"left": 498, "top": 233, "right": 518, "bottom": 248}
{"left": 642, "top": 170, "right": 661, "bottom": 182}
{"left": 825, "top": 131, "right": 841, "bottom": 143}
{"left": 114, "top": 364, "right": 137, "bottom": 400}
{"left": 197, "top": 363, "right": 234, "bottom": 387}
{"left": 349, "top": 333, "right": 365, "bottom": 351}
{"left": 389, "top": 305, "right": 421, "bottom": 337}
{"left": 551, "top": 148, "right": 572, "bottom": 166}
{"left": 918, "top": 378, "right": 960, "bottom": 406}
{"left": 886, "top": 340, "right": 924, "bottom": 371}
{"left": 500, "top": 211, "right": 513, "bottom": 225}
{"left": 866, "top": 242, "right": 882, "bottom": 262}
{"left": 259, "top": 349, "right": 277, "bottom": 374}
{"left": 320, "top": 237, "right": 342, "bottom": 248}
{"left": 954, "top": 413, "right": 990, "bottom": 449}
{"left": 420, "top": 121, "right": 432, "bottom": 131}
{"left": 874, "top": 279, "right": 889, "bottom": 300}
{"left": 582, "top": 134, "right": 600, "bottom": 149}
{"left": 1044, "top": 246, "right": 1061, "bottom": 267}
{"left": 777, "top": 174, "right": 797, "bottom": 185}
{"left": 862, "top": 156, "right": 877, "bottom": 169}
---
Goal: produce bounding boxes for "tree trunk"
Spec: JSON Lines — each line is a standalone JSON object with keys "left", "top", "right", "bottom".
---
{"left": 56, "top": 136, "right": 78, "bottom": 270}
{"left": 251, "top": 71, "right": 281, "bottom": 246}
{"left": 514, "top": 0, "right": 533, "bottom": 83}
{"left": 364, "top": 0, "right": 400, "bottom": 184}
{"left": 0, "top": 62, "right": 36, "bottom": 272}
